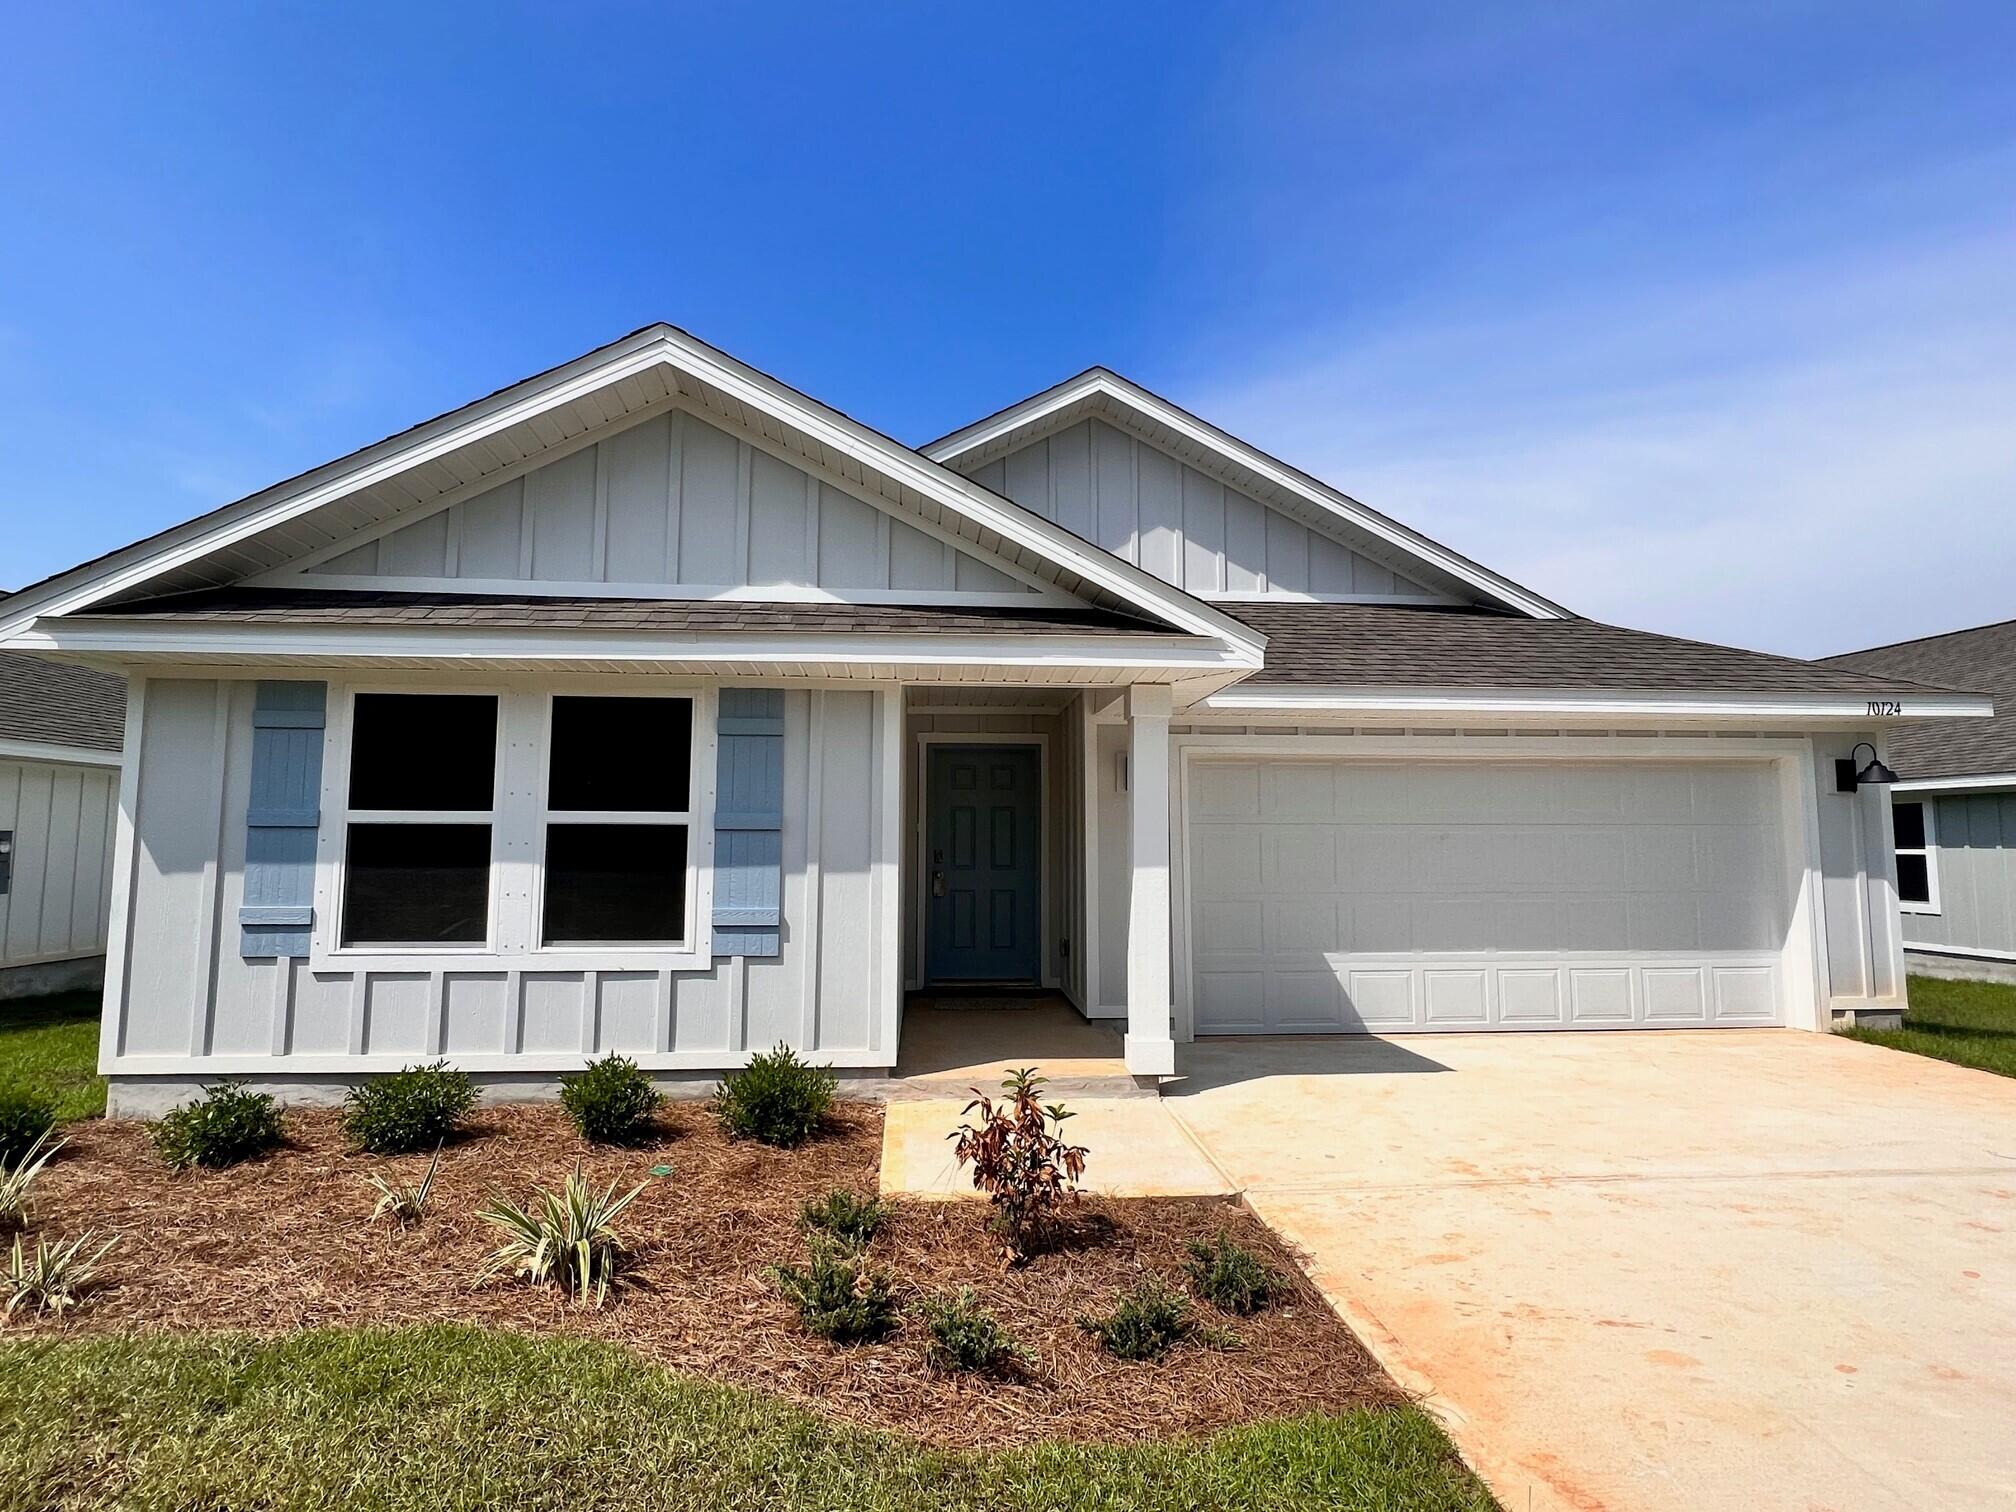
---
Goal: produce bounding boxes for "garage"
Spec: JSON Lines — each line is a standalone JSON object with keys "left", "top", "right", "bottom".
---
{"left": 1183, "top": 755, "right": 1797, "bottom": 1033}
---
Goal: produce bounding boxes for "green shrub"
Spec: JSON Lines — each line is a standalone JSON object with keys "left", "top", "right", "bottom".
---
{"left": 4, "top": 1230, "right": 116, "bottom": 1319}
{"left": 476, "top": 1166, "right": 646, "bottom": 1308}
{"left": 799, "top": 1189, "right": 883, "bottom": 1250}
{"left": 344, "top": 1061, "right": 477, "bottom": 1154}
{"left": 1183, "top": 1231, "right": 1283, "bottom": 1315}
{"left": 0, "top": 1088, "right": 58, "bottom": 1166}
{"left": 770, "top": 1238, "right": 897, "bottom": 1343}
{"left": 920, "top": 1288, "right": 1026, "bottom": 1374}
{"left": 560, "top": 1055, "right": 662, "bottom": 1144}
{"left": 0, "top": 1128, "right": 63, "bottom": 1230}
{"left": 152, "top": 1084, "right": 284, "bottom": 1170}
{"left": 712, "top": 1044, "right": 835, "bottom": 1148}
{"left": 1078, "top": 1275, "right": 1196, "bottom": 1361}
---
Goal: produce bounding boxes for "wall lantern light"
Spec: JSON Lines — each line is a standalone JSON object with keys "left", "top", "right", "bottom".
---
{"left": 1835, "top": 741, "right": 1899, "bottom": 794}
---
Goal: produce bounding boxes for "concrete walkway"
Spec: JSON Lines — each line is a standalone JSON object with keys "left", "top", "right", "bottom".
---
{"left": 1164, "top": 1030, "right": 2016, "bottom": 1512}
{"left": 880, "top": 1095, "right": 1232, "bottom": 1198}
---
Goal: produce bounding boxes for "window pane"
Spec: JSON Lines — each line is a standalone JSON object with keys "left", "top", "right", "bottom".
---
{"left": 548, "top": 697, "right": 691, "bottom": 813}
{"left": 350, "top": 694, "right": 498, "bottom": 811}
{"left": 1896, "top": 852, "right": 1932, "bottom": 906}
{"left": 1892, "top": 801, "right": 1927, "bottom": 852}
{"left": 542, "top": 823, "right": 687, "bottom": 944}
{"left": 342, "top": 824, "right": 492, "bottom": 945}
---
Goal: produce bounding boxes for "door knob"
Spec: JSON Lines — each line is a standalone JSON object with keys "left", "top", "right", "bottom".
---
{"left": 932, "top": 871, "right": 947, "bottom": 897}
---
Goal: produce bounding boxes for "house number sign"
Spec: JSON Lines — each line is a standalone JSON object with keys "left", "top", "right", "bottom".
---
{"left": 1866, "top": 700, "right": 1903, "bottom": 717}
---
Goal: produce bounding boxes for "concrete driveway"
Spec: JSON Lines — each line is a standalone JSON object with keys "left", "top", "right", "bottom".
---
{"left": 1164, "top": 1030, "right": 2016, "bottom": 1512}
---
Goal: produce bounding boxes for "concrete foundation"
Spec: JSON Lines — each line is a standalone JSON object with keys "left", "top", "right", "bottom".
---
{"left": 0, "top": 953, "right": 103, "bottom": 1002}
{"left": 1905, "top": 948, "right": 2016, "bottom": 986}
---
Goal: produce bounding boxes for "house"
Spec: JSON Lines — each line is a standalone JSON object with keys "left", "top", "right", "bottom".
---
{"left": 0, "top": 651, "right": 125, "bottom": 998}
{"left": 1822, "top": 619, "right": 2016, "bottom": 981}
{"left": 0, "top": 325, "right": 1988, "bottom": 1112}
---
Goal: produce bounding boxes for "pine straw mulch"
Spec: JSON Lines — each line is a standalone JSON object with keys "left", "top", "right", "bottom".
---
{"left": 12, "top": 1102, "right": 1400, "bottom": 1448}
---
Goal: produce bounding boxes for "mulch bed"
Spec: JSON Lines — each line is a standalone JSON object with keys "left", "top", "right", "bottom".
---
{"left": 13, "top": 1102, "right": 1400, "bottom": 1448}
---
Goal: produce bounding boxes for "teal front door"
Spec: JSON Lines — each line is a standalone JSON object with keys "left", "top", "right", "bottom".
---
{"left": 925, "top": 745, "right": 1042, "bottom": 984}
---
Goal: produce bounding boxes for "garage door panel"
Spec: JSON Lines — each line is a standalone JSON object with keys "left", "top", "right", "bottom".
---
{"left": 1187, "top": 757, "right": 1790, "bottom": 1034}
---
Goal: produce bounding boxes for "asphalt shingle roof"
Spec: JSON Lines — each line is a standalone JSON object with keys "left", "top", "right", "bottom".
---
{"left": 1820, "top": 619, "right": 2016, "bottom": 780}
{"left": 0, "top": 653, "right": 125, "bottom": 752}
{"left": 1223, "top": 601, "right": 1974, "bottom": 698}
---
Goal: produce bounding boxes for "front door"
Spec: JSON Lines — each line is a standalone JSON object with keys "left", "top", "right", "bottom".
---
{"left": 925, "top": 744, "right": 1042, "bottom": 984}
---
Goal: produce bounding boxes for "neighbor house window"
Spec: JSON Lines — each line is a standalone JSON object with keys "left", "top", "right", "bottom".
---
{"left": 539, "top": 695, "right": 695, "bottom": 946}
{"left": 340, "top": 693, "right": 499, "bottom": 946}
{"left": 1893, "top": 800, "right": 1939, "bottom": 913}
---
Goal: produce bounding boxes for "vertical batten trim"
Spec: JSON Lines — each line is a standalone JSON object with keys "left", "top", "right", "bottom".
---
{"left": 872, "top": 687, "right": 903, "bottom": 1058}
{"left": 805, "top": 473, "right": 821, "bottom": 585}
{"left": 188, "top": 682, "right": 233, "bottom": 1057}
{"left": 507, "top": 968, "right": 525, "bottom": 1054}
{"left": 734, "top": 440, "right": 753, "bottom": 586}
{"left": 429, "top": 969, "right": 448, "bottom": 1056}
{"left": 799, "top": 692, "right": 825, "bottom": 1049}
{"left": 591, "top": 438, "right": 610, "bottom": 582}
{"left": 665, "top": 410, "right": 685, "bottom": 583}
{"left": 582, "top": 969, "right": 601, "bottom": 1055}
{"left": 347, "top": 972, "right": 368, "bottom": 1055}
{"left": 98, "top": 675, "right": 145, "bottom": 1070}
{"left": 729, "top": 954, "right": 747, "bottom": 1053}
{"left": 267, "top": 956, "right": 292, "bottom": 1057}
{"left": 655, "top": 968, "right": 674, "bottom": 1054}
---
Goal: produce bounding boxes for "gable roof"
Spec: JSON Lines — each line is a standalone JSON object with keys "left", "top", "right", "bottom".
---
{"left": 0, "top": 652, "right": 125, "bottom": 754}
{"left": 1821, "top": 619, "right": 2016, "bottom": 780}
{"left": 0, "top": 326, "right": 1263, "bottom": 669}
{"left": 923, "top": 367, "right": 1570, "bottom": 620}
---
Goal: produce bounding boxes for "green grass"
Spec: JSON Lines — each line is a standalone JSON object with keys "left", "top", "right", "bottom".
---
{"left": 0, "top": 1326, "right": 1494, "bottom": 1511}
{"left": 0, "top": 990, "right": 103, "bottom": 1122}
{"left": 1839, "top": 974, "right": 2016, "bottom": 1078}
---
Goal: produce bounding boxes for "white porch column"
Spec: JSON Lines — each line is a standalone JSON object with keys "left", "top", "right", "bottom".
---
{"left": 1124, "top": 684, "right": 1175, "bottom": 1077}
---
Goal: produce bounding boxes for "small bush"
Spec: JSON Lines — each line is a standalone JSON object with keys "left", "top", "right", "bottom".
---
{"left": 365, "top": 1144, "right": 443, "bottom": 1227}
{"left": 920, "top": 1288, "right": 1027, "bottom": 1374}
{"left": 560, "top": 1055, "right": 662, "bottom": 1144}
{"left": 770, "top": 1238, "right": 897, "bottom": 1343}
{"left": 1079, "top": 1275, "right": 1196, "bottom": 1361}
{"left": 476, "top": 1165, "right": 646, "bottom": 1308}
{"left": 949, "top": 1068, "right": 1088, "bottom": 1259}
{"left": 1183, "top": 1231, "right": 1283, "bottom": 1316}
{"left": 0, "top": 1089, "right": 57, "bottom": 1166}
{"left": 799, "top": 1189, "right": 883, "bottom": 1250}
{"left": 344, "top": 1061, "right": 477, "bottom": 1154}
{"left": 4, "top": 1230, "right": 116, "bottom": 1319}
{"left": 712, "top": 1044, "right": 835, "bottom": 1148}
{"left": 152, "top": 1084, "right": 283, "bottom": 1170}
{"left": 0, "top": 1129, "right": 63, "bottom": 1231}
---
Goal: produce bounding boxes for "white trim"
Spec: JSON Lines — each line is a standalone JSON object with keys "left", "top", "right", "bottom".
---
{"left": 925, "top": 369, "right": 1569, "bottom": 621}
{"left": 96, "top": 677, "right": 146, "bottom": 1074}
{"left": 100, "top": 1045, "right": 900, "bottom": 1076}
{"left": 913, "top": 732, "right": 1048, "bottom": 988}
{"left": 274, "top": 575, "right": 1062, "bottom": 609}
{"left": 1166, "top": 733, "right": 1829, "bottom": 1042}
{"left": 0, "top": 328, "right": 1263, "bottom": 664}
{"left": 1892, "top": 772, "right": 2016, "bottom": 793}
{"left": 1200, "top": 590, "right": 1462, "bottom": 607}
{"left": 0, "top": 737, "right": 122, "bottom": 768}
{"left": 1891, "top": 796, "right": 1940, "bottom": 916}
{"left": 1903, "top": 940, "right": 2016, "bottom": 964}
{"left": 1199, "top": 685, "right": 1995, "bottom": 722}
{"left": 872, "top": 688, "right": 904, "bottom": 1057}
{"left": 1078, "top": 691, "right": 1102, "bottom": 1021}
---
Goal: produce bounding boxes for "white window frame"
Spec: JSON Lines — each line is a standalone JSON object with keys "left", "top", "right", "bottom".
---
{"left": 311, "top": 680, "right": 716, "bottom": 972}
{"left": 531, "top": 688, "right": 703, "bottom": 959}
{"left": 1893, "top": 798, "right": 1940, "bottom": 915}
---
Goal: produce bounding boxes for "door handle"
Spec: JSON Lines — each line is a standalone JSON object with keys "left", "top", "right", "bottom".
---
{"left": 932, "top": 870, "right": 947, "bottom": 897}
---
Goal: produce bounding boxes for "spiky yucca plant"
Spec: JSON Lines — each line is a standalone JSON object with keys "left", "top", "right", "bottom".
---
{"left": 0, "top": 1129, "right": 63, "bottom": 1231}
{"left": 365, "top": 1143, "right": 443, "bottom": 1226}
{"left": 475, "top": 1166, "right": 646, "bottom": 1307}
{"left": 5, "top": 1230, "right": 116, "bottom": 1319}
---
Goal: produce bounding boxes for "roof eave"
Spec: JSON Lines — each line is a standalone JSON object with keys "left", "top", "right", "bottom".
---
{"left": 1199, "top": 684, "right": 1995, "bottom": 724}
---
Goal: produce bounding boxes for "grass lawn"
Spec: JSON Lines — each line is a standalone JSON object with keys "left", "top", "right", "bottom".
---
{"left": 0, "top": 990, "right": 103, "bottom": 1121}
{"left": 0, "top": 1326, "right": 1495, "bottom": 1512}
{"left": 1839, "top": 974, "right": 2016, "bottom": 1078}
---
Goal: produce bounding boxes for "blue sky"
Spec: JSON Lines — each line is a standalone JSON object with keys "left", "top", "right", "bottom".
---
{"left": 2, "top": 2, "right": 2011, "bottom": 656}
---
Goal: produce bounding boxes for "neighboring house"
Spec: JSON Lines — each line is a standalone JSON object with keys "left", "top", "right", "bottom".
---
{"left": 1823, "top": 619, "right": 2016, "bottom": 981}
{"left": 0, "top": 650, "right": 125, "bottom": 998}
{"left": 0, "top": 325, "right": 1987, "bottom": 1112}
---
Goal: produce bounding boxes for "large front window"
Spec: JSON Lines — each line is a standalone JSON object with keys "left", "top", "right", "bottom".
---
{"left": 340, "top": 693, "right": 498, "bottom": 946}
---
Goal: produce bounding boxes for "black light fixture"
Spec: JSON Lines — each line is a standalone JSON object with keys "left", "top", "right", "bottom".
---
{"left": 1835, "top": 741, "right": 1900, "bottom": 794}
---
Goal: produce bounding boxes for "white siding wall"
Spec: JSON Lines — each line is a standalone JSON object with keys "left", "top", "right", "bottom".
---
{"left": 106, "top": 678, "right": 900, "bottom": 1083}
{"left": 962, "top": 419, "right": 1444, "bottom": 600}
{"left": 0, "top": 757, "right": 117, "bottom": 969}
{"left": 301, "top": 409, "right": 1036, "bottom": 599}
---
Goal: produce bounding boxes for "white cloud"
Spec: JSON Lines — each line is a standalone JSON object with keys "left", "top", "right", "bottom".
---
{"left": 1193, "top": 224, "right": 2016, "bottom": 658}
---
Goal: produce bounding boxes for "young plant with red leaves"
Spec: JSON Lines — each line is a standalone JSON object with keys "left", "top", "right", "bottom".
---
{"left": 948, "top": 1067, "right": 1088, "bottom": 1259}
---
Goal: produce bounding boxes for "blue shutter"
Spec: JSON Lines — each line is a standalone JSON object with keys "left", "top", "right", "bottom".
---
{"left": 239, "top": 680, "right": 327, "bottom": 959}
{"left": 712, "top": 689, "right": 784, "bottom": 958}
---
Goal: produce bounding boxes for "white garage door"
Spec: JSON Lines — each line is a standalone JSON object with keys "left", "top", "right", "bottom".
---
{"left": 1186, "top": 758, "right": 1791, "bottom": 1033}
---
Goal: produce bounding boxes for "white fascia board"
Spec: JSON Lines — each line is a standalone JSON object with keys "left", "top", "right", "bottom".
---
{"left": 1199, "top": 685, "right": 1997, "bottom": 721}
{"left": 1891, "top": 772, "right": 2016, "bottom": 793}
{"left": 0, "top": 329, "right": 1263, "bottom": 666}
{"left": 924, "top": 369, "right": 1570, "bottom": 622}
{"left": 11, "top": 618, "right": 1252, "bottom": 674}
{"left": 0, "top": 736, "right": 123, "bottom": 767}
